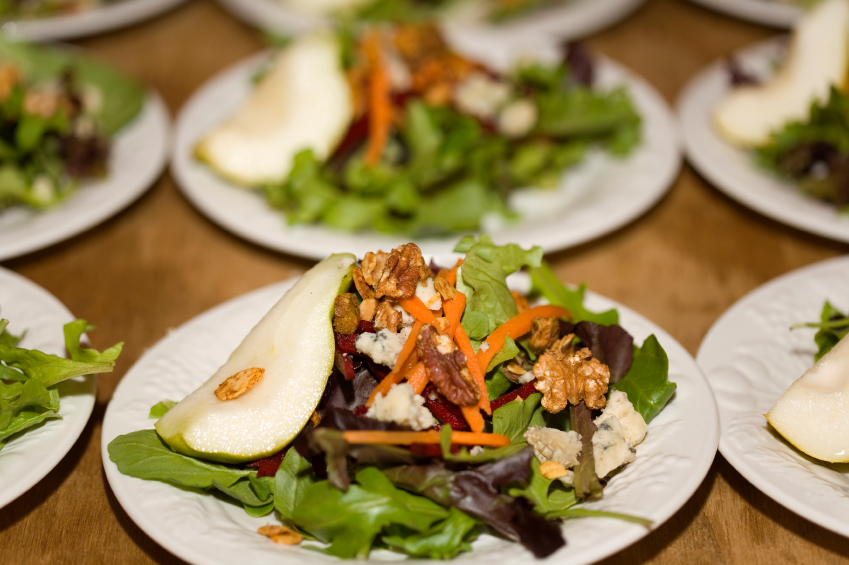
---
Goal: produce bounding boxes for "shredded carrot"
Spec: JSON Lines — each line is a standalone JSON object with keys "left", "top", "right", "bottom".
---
{"left": 364, "top": 33, "right": 391, "bottom": 167}
{"left": 398, "top": 296, "right": 437, "bottom": 325}
{"left": 367, "top": 321, "right": 422, "bottom": 406}
{"left": 460, "top": 405, "right": 485, "bottom": 433}
{"left": 406, "top": 361, "right": 429, "bottom": 394}
{"left": 476, "top": 305, "right": 571, "bottom": 372}
{"left": 343, "top": 430, "right": 511, "bottom": 447}
{"left": 442, "top": 291, "right": 466, "bottom": 339}
{"left": 445, "top": 258, "right": 463, "bottom": 286}
{"left": 454, "top": 324, "right": 491, "bottom": 415}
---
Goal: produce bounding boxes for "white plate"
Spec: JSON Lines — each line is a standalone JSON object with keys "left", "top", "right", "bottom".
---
{"left": 216, "top": 0, "right": 644, "bottom": 41}
{"left": 697, "top": 255, "right": 849, "bottom": 537}
{"left": 678, "top": 38, "right": 849, "bottom": 244}
{"left": 0, "top": 91, "right": 170, "bottom": 261}
{"left": 172, "top": 36, "right": 680, "bottom": 260}
{"left": 0, "top": 266, "right": 95, "bottom": 509}
{"left": 684, "top": 0, "right": 801, "bottom": 28}
{"left": 0, "top": 0, "right": 187, "bottom": 41}
{"left": 102, "top": 268, "right": 718, "bottom": 565}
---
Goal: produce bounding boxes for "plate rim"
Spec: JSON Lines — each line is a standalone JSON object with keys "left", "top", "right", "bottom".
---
{"left": 683, "top": 0, "right": 800, "bottom": 28}
{"left": 171, "top": 47, "right": 681, "bottom": 260}
{"left": 101, "top": 270, "right": 719, "bottom": 565}
{"left": 0, "top": 266, "right": 96, "bottom": 510}
{"left": 696, "top": 254, "right": 849, "bottom": 538}
{"left": 0, "top": 89, "right": 171, "bottom": 262}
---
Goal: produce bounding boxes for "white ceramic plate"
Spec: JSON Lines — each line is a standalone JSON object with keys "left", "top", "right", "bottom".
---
{"left": 697, "top": 255, "right": 849, "bottom": 537}
{"left": 102, "top": 268, "right": 718, "bottom": 565}
{"left": 684, "top": 0, "right": 801, "bottom": 28}
{"left": 678, "top": 38, "right": 849, "bottom": 244}
{"left": 0, "top": 0, "right": 187, "bottom": 41}
{"left": 172, "top": 35, "right": 680, "bottom": 260}
{"left": 0, "top": 266, "right": 95, "bottom": 509}
{"left": 216, "top": 0, "right": 644, "bottom": 41}
{"left": 0, "top": 91, "right": 170, "bottom": 262}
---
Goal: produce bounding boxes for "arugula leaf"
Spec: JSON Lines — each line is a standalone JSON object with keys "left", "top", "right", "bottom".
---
{"left": 547, "top": 507, "right": 651, "bottom": 526}
{"left": 212, "top": 477, "right": 273, "bottom": 509}
{"left": 0, "top": 407, "right": 59, "bottom": 444}
{"left": 486, "top": 336, "right": 519, "bottom": 371}
{"left": 791, "top": 301, "right": 849, "bottom": 361}
{"left": 492, "top": 392, "right": 546, "bottom": 444}
{"left": 148, "top": 400, "right": 177, "bottom": 419}
{"left": 0, "top": 346, "right": 118, "bottom": 388}
{"left": 614, "top": 335, "right": 676, "bottom": 423}
{"left": 529, "top": 261, "right": 618, "bottom": 325}
{"left": 0, "top": 319, "right": 22, "bottom": 347}
{"left": 107, "top": 430, "right": 251, "bottom": 489}
{"left": 63, "top": 319, "right": 123, "bottom": 364}
{"left": 382, "top": 507, "right": 479, "bottom": 559}
{"left": 274, "top": 448, "right": 315, "bottom": 521}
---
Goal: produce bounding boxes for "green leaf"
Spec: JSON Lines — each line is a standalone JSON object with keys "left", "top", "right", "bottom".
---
{"left": 486, "top": 369, "right": 514, "bottom": 401}
{"left": 212, "top": 477, "right": 272, "bottom": 508}
{"left": 382, "top": 507, "right": 479, "bottom": 559}
{"left": 148, "top": 400, "right": 177, "bottom": 419}
{"left": 107, "top": 430, "right": 251, "bottom": 489}
{"left": 0, "top": 407, "right": 59, "bottom": 445}
{"left": 547, "top": 507, "right": 652, "bottom": 526}
{"left": 529, "top": 261, "right": 618, "bottom": 325}
{"left": 508, "top": 457, "right": 553, "bottom": 513}
{"left": 274, "top": 448, "right": 315, "bottom": 521}
{"left": 0, "top": 346, "right": 118, "bottom": 388}
{"left": 492, "top": 392, "right": 545, "bottom": 444}
{"left": 614, "top": 335, "right": 675, "bottom": 423}
{"left": 460, "top": 310, "right": 490, "bottom": 341}
{"left": 487, "top": 336, "right": 519, "bottom": 371}
{"left": 63, "top": 319, "right": 123, "bottom": 364}
{"left": 534, "top": 86, "right": 641, "bottom": 141}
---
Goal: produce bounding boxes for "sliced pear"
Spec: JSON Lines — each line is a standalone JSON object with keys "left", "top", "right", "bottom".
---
{"left": 766, "top": 334, "right": 849, "bottom": 463}
{"left": 195, "top": 33, "right": 353, "bottom": 186}
{"left": 713, "top": 0, "right": 849, "bottom": 147}
{"left": 155, "top": 253, "right": 355, "bottom": 463}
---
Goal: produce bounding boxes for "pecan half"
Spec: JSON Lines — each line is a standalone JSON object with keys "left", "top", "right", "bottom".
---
{"left": 529, "top": 316, "right": 561, "bottom": 355}
{"left": 361, "top": 243, "right": 431, "bottom": 300}
{"left": 533, "top": 335, "right": 609, "bottom": 412}
{"left": 433, "top": 276, "right": 456, "bottom": 301}
{"left": 352, "top": 267, "right": 375, "bottom": 300}
{"left": 416, "top": 324, "right": 479, "bottom": 406}
{"left": 374, "top": 299, "right": 402, "bottom": 333}
{"left": 215, "top": 367, "right": 265, "bottom": 401}
{"left": 258, "top": 525, "right": 304, "bottom": 545}
{"left": 333, "top": 293, "right": 360, "bottom": 335}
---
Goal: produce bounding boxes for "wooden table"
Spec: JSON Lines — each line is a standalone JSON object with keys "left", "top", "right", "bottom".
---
{"left": 2, "top": 0, "right": 848, "bottom": 562}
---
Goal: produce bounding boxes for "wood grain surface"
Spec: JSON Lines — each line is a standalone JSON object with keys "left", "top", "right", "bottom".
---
{"left": 2, "top": 0, "right": 848, "bottom": 563}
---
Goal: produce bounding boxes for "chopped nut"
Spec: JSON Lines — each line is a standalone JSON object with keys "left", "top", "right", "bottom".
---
{"left": 361, "top": 251, "right": 390, "bottom": 287}
{"left": 529, "top": 316, "right": 561, "bottom": 355}
{"left": 374, "top": 299, "right": 402, "bottom": 333}
{"left": 433, "top": 316, "right": 450, "bottom": 334}
{"left": 511, "top": 291, "right": 530, "bottom": 314}
{"left": 524, "top": 425, "right": 582, "bottom": 468}
{"left": 352, "top": 267, "right": 375, "bottom": 300}
{"left": 359, "top": 298, "right": 377, "bottom": 322}
{"left": 533, "top": 336, "right": 609, "bottom": 412}
{"left": 258, "top": 525, "right": 304, "bottom": 545}
{"left": 504, "top": 360, "right": 527, "bottom": 377}
{"left": 416, "top": 324, "right": 479, "bottom": 406}
{"left": 333, "top": 293, "right": 360, "bottom": 335}
{"left": 215, "top": 367, "right": 265, "bottom": 401}
{"left": 539, "top": 460, "right": 569, "bottom": 480}
{"left": 361, "top": 243, "right": 430, "bottom": 300}
{"left": 433, "top": 276, "right": 456, "bottom": 301}
{"left": 433, "top": 333, "right": 456, "bottom": 355}
{"left": 310, "top": 411, "right": 322, "bottom": 427}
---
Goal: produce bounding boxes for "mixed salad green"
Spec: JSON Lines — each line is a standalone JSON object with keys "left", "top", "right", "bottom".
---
{"left": 0, "top": 40, "right": 145, "bottom": 211}
{"left": 792, "top": 299, "right": 849, "bottom": 360}
{"left": 108, "top": 238, "right": 675, "bottom": 559}
{"left": 345, "top": 0, "right": 568, "bottom": 23}
{"left": 0, "top": 318, "right": 122, "bottom": 449}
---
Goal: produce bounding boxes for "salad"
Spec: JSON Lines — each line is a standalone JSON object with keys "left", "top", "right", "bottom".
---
{"left": 0, "top": 0, "right": 115, "bottom": 18}
{"left": 1, "top": 317, "right": 121, "bottom": 449}
{"left": 196, "top": 24, "right": 641, "bottom": 236}
{"left": 108, "top": 237, "right": 675, "bottom": 559}
{"left": 0, "top": 40, "right": 144, "bottom": 211}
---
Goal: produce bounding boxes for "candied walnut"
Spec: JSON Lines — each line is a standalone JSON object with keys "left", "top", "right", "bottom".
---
{"left": 533, "top": 336, "right": 609, "bottom": 412}
{"left": 374, "top": 300, "right": 402, "bottom": 333}
{"left": 504, "top": 360, "right": 528, "bottom": 378}
{"left": 539, "top": 460, "right": 569, "bottom": 480}
{"left": 433, "top": 316, "right": 450, "bottom": 334}
{"left": 258, "top": 525, "right": 304, "bottom": 545}
{"left": 359, "top": 298, "right": 377, "bottom": 322}
{"left": 352, "top": 267, "right": 375, "bottom": 300}
{"left": 433, "top": 276, "right": 456, "bottom": 301}
{"left": 529, "top": 316, "right": 561, "bottom": 355}
{"left": 393, "top": 24, "right": 447, "bottom": 63}
{"left": 360, "top": 243, "right": 430, "bottom": 300}
{"left": 512, "top": 291, "right": 530, "bottom": 314}
{"left": 215, "top": 367, "right": 265, "bottom": 401}
{"left": 416, "top": 324, "right": 479, "bottom": 406}
{"left": 361, "top": 251, "right": 390, "bottom": 287}
{"left": 333, "top": 293, "right": 360, "bottom": 335}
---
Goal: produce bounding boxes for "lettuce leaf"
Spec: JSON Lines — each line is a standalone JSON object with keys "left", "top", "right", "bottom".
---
{"left": 382, "top": 507, "right": 479, "bottom": 559}
{"left": 614, "top": 335, "right": 676, "bottom": 423}
{"left": 529, "top": 261, "right": 618, "bottom": 325}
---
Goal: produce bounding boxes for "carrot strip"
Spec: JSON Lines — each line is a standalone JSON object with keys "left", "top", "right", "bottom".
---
{"left": 442, "top": 291, "right": 466, "bottom": 339}
{"left": 364, "top": 33, "right": 391, "bottom": 167}
{"left": 460, "top": 405, "right": 485, "bottom": 433}
{"left": 445, "top": 258, "right": 463, "bottom": 286}
{"left": 367, "top": 321, "right": 422, "bottom": 406}
{"left": 398, "top": 296, "right": 437, "bottom": 325}
{"left": 406, "top": 361, "right": 429, "bottom": 394}
{"left": 343, "top": 430, "right": 511, "bottom": 447}
{"left": 454, "top": 325, "right": 491, "bottom": 415}
{"left": 476, "top": 305, "right": 571, "bottom": 372}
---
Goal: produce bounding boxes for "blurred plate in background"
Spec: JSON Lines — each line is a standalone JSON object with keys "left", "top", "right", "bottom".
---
{"left": 684, "top": 0, "right": 801, "bottom": 28}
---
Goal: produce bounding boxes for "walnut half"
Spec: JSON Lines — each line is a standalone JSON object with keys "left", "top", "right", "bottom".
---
{"left": 360, "top": 243, "right": 431, "bottom": 300}
{"left": 532, "top": 335, "right": 609, "bottom": 412}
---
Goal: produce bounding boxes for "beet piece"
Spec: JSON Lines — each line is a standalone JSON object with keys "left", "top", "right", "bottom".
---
{"left": 335, "top": 332, "right": 359, "bottom": 355}
{"left": 410, "top": 443, "right": 443, "bottom": 457}
{"left": 358, "top": 320, "right": 376, "bottom": 334}
{"left": 245, "top": 447, "right": 290, "bottom": 478}
{"left": 423, "top": 385, "right": 469, "bottom": 431}
{"left": 335, "top": 351, "right": 357, "bottom": 380}
{"left": 490, "top": 381, "right": 538, "bottom": 412}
